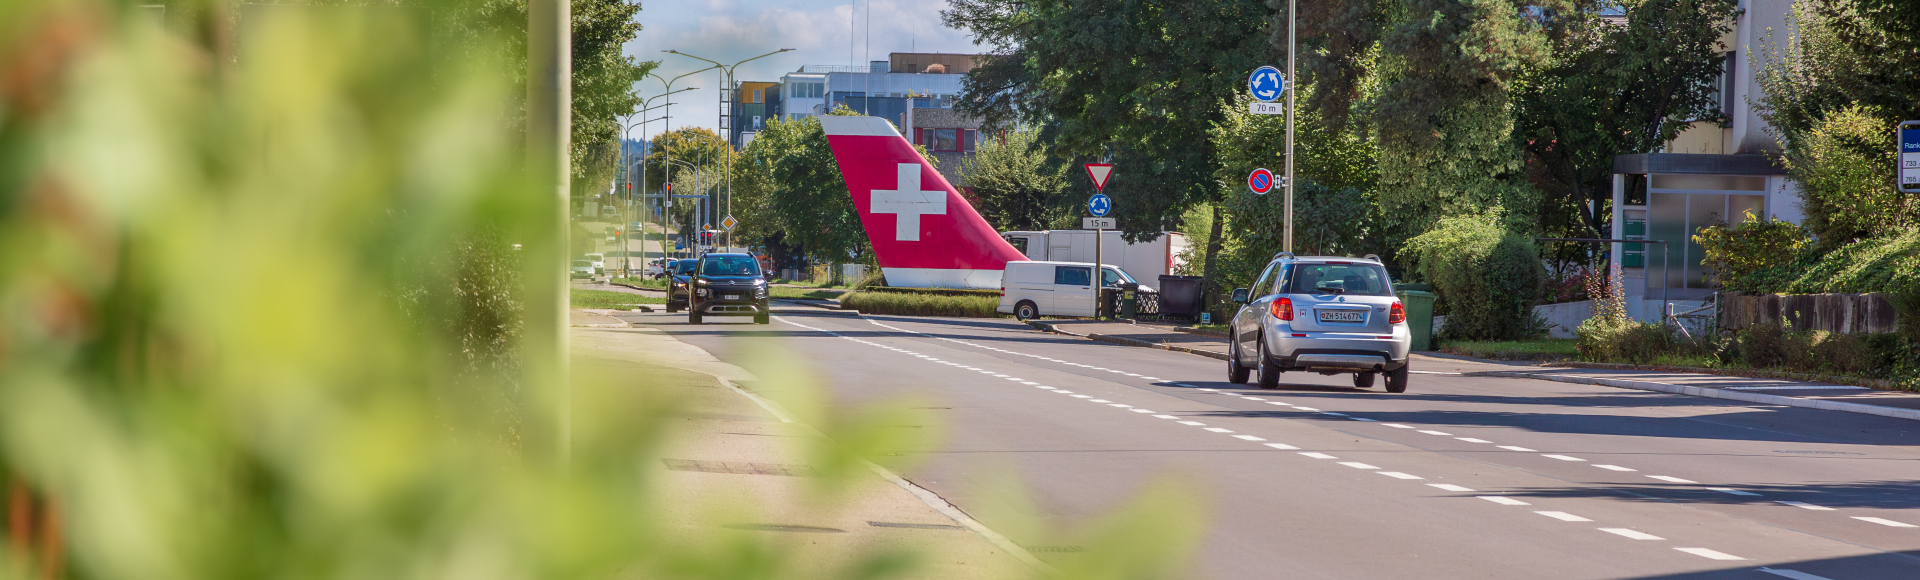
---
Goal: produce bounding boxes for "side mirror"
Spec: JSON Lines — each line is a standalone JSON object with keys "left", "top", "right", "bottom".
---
{"left": 1231, "top": 288, "right": 1250, "bottom": 304}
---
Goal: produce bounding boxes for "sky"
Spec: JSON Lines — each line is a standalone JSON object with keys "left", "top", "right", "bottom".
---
{"left": 624, "top": 0, "right": 981, "bottom": 143}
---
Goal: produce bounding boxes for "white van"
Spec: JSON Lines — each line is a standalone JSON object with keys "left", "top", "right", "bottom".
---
{"left": 997, "top": 261, "right": 1149, "bottom": 320}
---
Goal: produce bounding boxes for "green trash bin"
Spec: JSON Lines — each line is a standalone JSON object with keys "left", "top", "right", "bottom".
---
{"left": 1395, "top": 289, "right": 1437, "bottom": 351}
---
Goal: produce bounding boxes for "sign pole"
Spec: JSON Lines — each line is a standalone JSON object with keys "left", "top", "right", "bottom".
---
{"left": 1283, "top": 0, "right": 1296, "bottom": 253}
{"left": 1084, "top": 164, "right": 1114, "bottom": 319}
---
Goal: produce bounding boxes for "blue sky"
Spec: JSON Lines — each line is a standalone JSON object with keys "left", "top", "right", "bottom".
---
{"left": 625, "top": 0, "right": 980, "bottom": 142}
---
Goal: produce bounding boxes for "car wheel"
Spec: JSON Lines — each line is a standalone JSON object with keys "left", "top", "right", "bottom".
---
{"left": 1385, "top": 363, "right": 1409, "bottom": 393}
{"left": 1353, "top": 371, "right": 1377, "bottom": 389}
{"left": 1227, "top": 335, "right": 1250, "bottom": 384}
{"left": 1257, "top": 337, "right": 1281, "bottom": 389}
{"left": 1014, "top": 300, "right": 1039, "bottom": 321}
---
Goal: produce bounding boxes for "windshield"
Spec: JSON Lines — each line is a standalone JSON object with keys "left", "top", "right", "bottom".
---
{"left": 572, "top": 260, "right": 591, "bottom": 268}
{"left": 700, "top": 255, "right": 762, "bottom": 277}
{"left": 670, "top": 261, "right": 697, "bottom": 274}
{"left": 1101, "top": 267, "right": 1135, "bottom": 287}
{"left": 1285, "top": 262, "right": 1394, "bottom": 296}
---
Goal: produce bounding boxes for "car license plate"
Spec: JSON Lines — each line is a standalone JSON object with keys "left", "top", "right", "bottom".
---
{"left": 722, "top": 294, "right": 742, "bottom": 300}
{"left": 1318, "top": 310, "right": 1365, "bottom": 323}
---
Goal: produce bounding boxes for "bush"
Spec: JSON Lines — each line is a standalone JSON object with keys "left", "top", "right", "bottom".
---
{"left": 1724, "top": 323, "right": 1914, "bottom": 377}
{"left": 1692, "top": 211, "right": 1808, "bottom": 290}
{"left": 1731, "top": 230, "right": 1920, "bottom": 294}
{"left": 840, "top": 292, "right": 1002, "bottom": 317}
{"left": 1402, "top": 210, "right": 1544, "bottom": 340}
{"left": 1785, "top": 106, "right": 1920, "bottom": 249}
{"left": 1576, "top": 319, "right": 1674, "bottom": 364}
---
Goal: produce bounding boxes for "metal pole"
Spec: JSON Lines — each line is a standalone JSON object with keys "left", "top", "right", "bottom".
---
{"left": 1095, "top": 228, "right": 1104, "bottom": 319}
{"left": 1283, "top": 0, "right": 1295, "bottom": 253}
{"left": 526, "top": 0, "right": 570, "bottom": 461}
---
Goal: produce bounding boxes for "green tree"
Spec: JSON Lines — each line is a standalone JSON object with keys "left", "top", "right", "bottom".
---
{"left": 640, "top": 127, "right": 732, "bottom": 193}
{"left": 728, "top": 107, "right": 874, "bottom": 266}
{"left": 960, "top": 128, "right": 1072, "bottom": 232}
{"left": 1782, "top": 106, "right": 1918, "bottom": 247}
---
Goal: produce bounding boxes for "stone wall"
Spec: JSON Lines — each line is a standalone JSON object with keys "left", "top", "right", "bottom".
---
{"left": 1718, "top": 292, "right": 1899, "bottom": 334}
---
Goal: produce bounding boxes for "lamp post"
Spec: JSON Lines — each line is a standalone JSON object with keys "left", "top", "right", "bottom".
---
{"left": 646, "top": 69, "right": 714, "bottom": 267}
{"left": 663, "top": 48, "right": 795, "bottom": 248}
{"left": 619, "top": 89, "right": 691, "bottom": 275}
{"left": 661, "top": 157, "right": 708, "bottom": 255}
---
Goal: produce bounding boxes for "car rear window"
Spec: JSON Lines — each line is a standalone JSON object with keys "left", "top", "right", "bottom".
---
{"left": 1286, "top": 263, "right": 1393, "bottom": 296}
{"left": 671, "top": 261, "right": 697, "bottom": 274}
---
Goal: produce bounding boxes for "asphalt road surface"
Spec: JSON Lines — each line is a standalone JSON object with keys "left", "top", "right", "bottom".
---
{"left": 624, "top": 307, "right": 1920, "bottom": 580}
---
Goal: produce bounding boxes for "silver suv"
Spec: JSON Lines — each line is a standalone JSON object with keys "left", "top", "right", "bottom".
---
{"left": 1225, "top": 253, "right": 1412, "bottom": 392}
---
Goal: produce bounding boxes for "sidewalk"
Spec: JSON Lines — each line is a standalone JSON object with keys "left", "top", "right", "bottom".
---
{"left": 570, "top": 318, "right": 1040, "bottom": 579}
{"left": 1031, "top": 318, "right": 1920, "bottom": 421}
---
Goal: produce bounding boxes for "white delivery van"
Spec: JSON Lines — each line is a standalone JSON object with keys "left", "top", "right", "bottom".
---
{"left": 999, "top": 230, "right": 1187, "bottom": 280}
{"left": 998, "top": 261, "right": 1147, "bottom": 320}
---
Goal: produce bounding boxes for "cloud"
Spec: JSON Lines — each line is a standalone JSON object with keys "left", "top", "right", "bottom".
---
{"left": 625, "top": 0, "right": 981, "bottom": 141}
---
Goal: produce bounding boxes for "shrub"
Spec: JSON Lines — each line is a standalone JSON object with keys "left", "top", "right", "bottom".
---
{"left": 1692, "top": 211, "right": 1808, "bottom": 290}
{"left": 1731, "top": 230, "right": 1920, "bottom": 294}
{"left": 1402, "top": 210, "right": 1545, "bottom": 340}
{"left": 1785, "top": 105, "right": 1920, "bottom": 249}
{"left": 840, "top": 292, "right": 1002, "bottom": 317}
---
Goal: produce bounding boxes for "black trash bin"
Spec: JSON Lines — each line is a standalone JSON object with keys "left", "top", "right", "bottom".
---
{"left": 1157, "top": 275, "right": 1204, "bottom": 320}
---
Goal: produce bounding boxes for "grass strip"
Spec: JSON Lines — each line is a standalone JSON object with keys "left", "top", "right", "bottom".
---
{"left": 570, "top": 288, "right": 666, "bottom": 310}
{"left": 840, "top": 292, "right": 1002, "bottom": 318}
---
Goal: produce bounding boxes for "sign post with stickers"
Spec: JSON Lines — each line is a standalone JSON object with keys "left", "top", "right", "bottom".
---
{"left": 1900, "top": 121, "right": 1920, "bottom": 194}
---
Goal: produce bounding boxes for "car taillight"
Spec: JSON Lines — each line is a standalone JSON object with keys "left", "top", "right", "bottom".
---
{"left": 1270, "top": 297, "right": 1293, "bottom": 321}
{"left": 1389, "top": 301, "right": 1406, "bottom": 324}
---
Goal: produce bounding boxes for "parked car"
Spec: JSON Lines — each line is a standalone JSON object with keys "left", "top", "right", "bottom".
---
{"left": 664, "top": 259, "right": 698, "bottom": 313}
{"left": 687, "top": 252, "right": 770, "bottom": 325}
{"left": 570, "top": 259, "right": 596, "bottom": 280}
{"left": 1225, "top": 253, "right": 1411, "bottom": 392}
{"left": 584, "top": 253, "right": 606, "bottom": 275}
{"left": 996, "top": 261, "right": 1152, "bottom": 320}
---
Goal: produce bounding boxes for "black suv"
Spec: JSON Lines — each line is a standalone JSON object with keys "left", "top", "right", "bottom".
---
{"left": 663, "top": 259, "right": 698, "bottom": 313}
{"left": 688, "top": 253, "right": 770, "bottom": 324}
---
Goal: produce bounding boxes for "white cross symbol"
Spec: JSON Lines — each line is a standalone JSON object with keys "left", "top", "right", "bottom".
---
{"left": 871, "top": 162, "right": 946, "bottom": 241}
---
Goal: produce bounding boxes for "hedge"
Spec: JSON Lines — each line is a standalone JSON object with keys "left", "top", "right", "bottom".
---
{"left": 839, "top": 292, "right": 1002, "bottom": 318}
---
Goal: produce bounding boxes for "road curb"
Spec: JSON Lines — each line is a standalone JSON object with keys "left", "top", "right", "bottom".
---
{"left": 1024, "top": 321, "right": 1920, "bottom": 422}
{"left": 1473, "top": 371, "right": 1920, "bottom": 422}
{"left": 1026, "top": 321, "right": 1231, "bottom": 361}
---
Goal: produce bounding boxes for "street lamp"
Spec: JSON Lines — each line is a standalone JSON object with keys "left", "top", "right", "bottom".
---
{"left": 663, "top": 48, "right": 795, "bottom": 248}
{"left": 618, "top": 87, "right": 692, "bottom": 275}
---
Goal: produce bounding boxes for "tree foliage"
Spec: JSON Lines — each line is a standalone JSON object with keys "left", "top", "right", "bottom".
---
{"left": 960, "top": 129, "right": 1072, "bottom": 232}
{"left": 1402, "top": 210, "right": 1545, "bottom": 340}
{"left": 729, "top": 108, "right": 875, "bottom": 266}
{"left": 1780, "top": 106, "right": 1918, "bottom": 248}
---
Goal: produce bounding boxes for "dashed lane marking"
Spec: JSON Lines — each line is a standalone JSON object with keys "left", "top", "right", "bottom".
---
{"left": 1646, "top": 476, "right": 1697, "bottom": 484}
{"left": 1293, "top": 407, "right": 1321, "bottom": 411}
{"left": 1479, "top": 496, "right": 1531, "bottom": 506}
{"left": 1599, "top": 528, "right": 1664, "bottom": 540}
{"left": 1542, "top": 455, "right": 1587, "bottom": 462}
{"left": 1130, "top": 409, "right": 1155, "bottom": 413}
{"left": 1852, "top": 517, "right": 1918, "bottom": 528}
{"left": 1204, "top": 428, "right": 1235, "bottom": 433}
{"left": 1456, "top": 438, "right": 1492, "bottom": 443}
{"left": 1708, "top": 488, "right": 1761, "bottom": 496}
{"left": 1777, "top": 501, "right": 1836, "bottom": 511}
{"left": 1535, "top": 511, "right": 1591, "bottom": 522}
{"left": 1233, "top": 435, "right": 1267, "bottom": 441}
{"left": 1152, "top": 415, "right": 1179, "bottom": 419}
{"left": 1338, "top": 462, "right": 1382, "bottom": 470}
{"left": 1264, "top": 443, "right": 1300, "bottom": 450}
{"left": 1497, "top": 446, "right": 1537, "bottom": 452}
{"left": 1428, "top": 484, "right": 1475, "bottom": 492}
{"left": 1379, "top": 472, "right": 1424, "bottom": 480}
{"left": 1594, "top": 465, "right": 1638, "bottom": 472}
{"left": 1177, "top": 421, "right": 1206, "bottom": 426}
{"left": 1383, "top": 424, "right": 1415, "bottom": 429}
{"left": 1299, "top": 452, "right": 1338, "bottom": 460}
{"left": 1674, "top": 547, "right": 1745, "bottom": 561}
{"left": 1417, "top": 430, "right": 1453, "bottom": 436}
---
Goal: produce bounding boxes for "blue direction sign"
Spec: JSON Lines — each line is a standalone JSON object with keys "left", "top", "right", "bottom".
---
{"left": 1088, "top": 194, "right": 1112, "bottom": 217}
{"left": 1901, "top": 120, "right": 1920, "bottom": 193}
{"left": 1248, "top": 66, "right": 1286, "bottom": 103}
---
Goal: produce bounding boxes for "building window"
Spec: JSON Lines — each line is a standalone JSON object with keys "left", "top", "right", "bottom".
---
{"left": 752, "top": 89, "right": 763, "bottom": 103}
{"left": 935, "top": 128, "right": 958, "bottom": 152}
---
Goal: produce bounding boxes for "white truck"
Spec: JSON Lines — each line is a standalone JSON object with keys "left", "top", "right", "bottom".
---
{"left": 999, "top": 230, "right": 1188, "bottom": 288}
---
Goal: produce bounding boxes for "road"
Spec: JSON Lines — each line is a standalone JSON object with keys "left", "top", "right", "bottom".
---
{"left": 617, "top": 307, "right": 1920, "bottom": 580}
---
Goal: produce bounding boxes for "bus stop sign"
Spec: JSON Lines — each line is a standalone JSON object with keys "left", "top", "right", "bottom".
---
{"left": 1901, "top": 121, "right": 1920, "bottom": 193}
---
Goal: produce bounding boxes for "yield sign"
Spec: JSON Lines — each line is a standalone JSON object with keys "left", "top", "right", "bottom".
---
{"left": 1084, "top": 163, "right": 1114, "bottom": 192}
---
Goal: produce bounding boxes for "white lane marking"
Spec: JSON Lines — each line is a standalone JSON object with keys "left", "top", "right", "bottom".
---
{"left": 1417, "top": 430, "right": 1453, "bottom": 436}
{"left": 1142, "top": 377, "right": 1163, "bottom": 381}
{"left": 1131, "top": 409, "right": 1155, "bottom": 413}
{"left": 1757, "top": 568, "right": 1836, "bottom": 580}
{"left": 1428, "top": 484, "right": 1475, "bottom": 492}
{"left": 1233, "top": 435, "right": 1267, "bottom": 441}
{"left": 1264, "top": 443, "right": 1300, "bottom": 450}
{"left": 1646, "top": 475, "right": 1697, "bottom": 483}
{"left": 1379, "top": 472, "right": 1424, "bottom": 480}
{"left": 1541, "top": 455, "right": 1586, "bottom": 462}
{"left": 1070, "top": 395, "right": 1092, "bottom": 399}
{"left": 1204, "top": 428, "right": 1234, "bottom": 433}
{"left": 1293, "top": 407, "right": 1321, "bottom": 411}
{"left": 1124, "top": 373, "right": 1142, "bottom": 377}
{"left": 1021, "top": 381, "right": 1041, "bottom": 385}
{"left": 1777, "top": 501, "right": 1836, "bottom": 511}
{"left": 1535, "top": 511, "right": 1592, "bottom": 522}
{"left": 1497, "top": 446, "right": 1536, "bottom": 452}
{"left": 1089, "top": 399, "right": 1111, "bottom": 403}
{"left": 1266, "top": 401, "right": 1293, "bottom": 407}
{"left": 1004, "top": 377, "right": 1027, "bottom": 381}
{"left": 1479, "top": 496, "right": 1530, "bottom": 506}
{"left": 1177, "top": 421, "right": 1207, "bottom": 426}
{"left": 1240, "top": 396, "right": 1266, "bottom": 400}
{"left": 1594, "top": 465, "right": 1638, "bottom": 472}
{"left": 1383, "top": 424, "right": 1415, "bottom": 429}
{"left": 1599, "top": 528, "right": 1664, "bottom": 540}
{"left": 1455, "top": 438, "right": 1491, "bottom": 443}
{"left": 1720, "top": 386, "right": 1866, "bottom": 389}
{"left": 1708, "top": 487, "right": 1761, "bottom": 496}
{"left": 990, "top": 373, "right": 1009, "bottom": 377}
{"left": 1409, "top": 370, "right": 1462, "bottom": 375}
{"left": 1853, "top": 517, "right": 1919, "bottom": 528}
{"left": 1054, "top": 390, "right": 1076, "bottom": 394}
{"left": 1152, "top": 415, "right": 1179, "bottom": 419}
{"left": 1299, "top": 452, "right": 1338, "bottom": 459}
{"left": 1338, "top": 462, "right": 1381, "bottom": 470}
{"left": 1108, "top": 404, "right": 1132, "bottom": 408}
{"left": 1674, "top": 547, "right": 1744, "bottom": 561}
